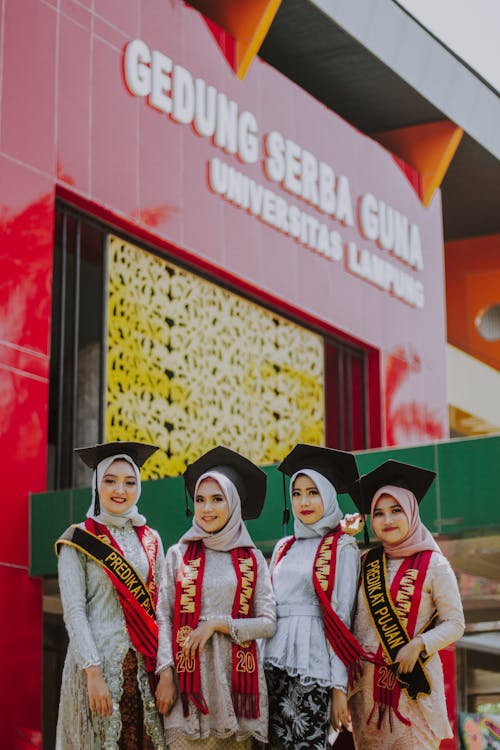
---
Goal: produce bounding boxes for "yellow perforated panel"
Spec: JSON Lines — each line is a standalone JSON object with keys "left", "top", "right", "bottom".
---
{"left": 105, "top": 235, "right": 324, "bottom": 478}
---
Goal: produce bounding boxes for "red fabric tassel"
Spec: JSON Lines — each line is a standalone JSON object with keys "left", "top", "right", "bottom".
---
{"left": 230, "top": 548, "right": 260, "bottom": 719}
{"left": 173, "top": 541, "right": 209, "bottom": 717}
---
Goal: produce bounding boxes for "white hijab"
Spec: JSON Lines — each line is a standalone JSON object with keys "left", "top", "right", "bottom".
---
{"left": 291, "top": 468, "right": 343, "bottom": 538}
{"left": 180, "top": 470, "right": 255, "bottom": 551}
{"left": 86, "top": 453, "right": 146, "bottom": 528}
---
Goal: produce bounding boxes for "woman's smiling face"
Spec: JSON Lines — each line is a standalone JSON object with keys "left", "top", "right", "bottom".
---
{"left": 194, "top": 478, "right": 230, "bottom": 533}
{"left": 371, "top": 494, "right": 410, "bottom": 544}
{"left": 99, "top": 459, "right": 139, "bottom": 515}
{"left": 291, "top": 474, "right": 324, "bottom": 524}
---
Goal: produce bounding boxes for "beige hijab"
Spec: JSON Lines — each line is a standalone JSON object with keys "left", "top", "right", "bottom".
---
{"left": 180, "top": 470, "right": 255, "bottom": 551}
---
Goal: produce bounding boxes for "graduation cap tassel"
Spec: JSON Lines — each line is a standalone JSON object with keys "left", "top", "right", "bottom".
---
{"left": 281, "top": 473, "right": 290, "bottom": 535}
{"left": 94, "top": 473, "right": 101, "bottom": 516}
{"left": 184, "top": 485, "right": 193, "bottom": 518}
{"left": 363, "top": 522, "right": 370, "bottom": 547}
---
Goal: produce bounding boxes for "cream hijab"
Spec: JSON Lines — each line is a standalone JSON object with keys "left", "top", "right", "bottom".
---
{"left": 290, "top": 468, "right": 343, "bottom": 538}
{"left": 371, "top": 484, "right": 441, "bottom": 558}
{"left": 86, "top": 453, "right": 146, "bottom": 528}
{"left": 180, "top": 470, "right": 255, "bottom": 551}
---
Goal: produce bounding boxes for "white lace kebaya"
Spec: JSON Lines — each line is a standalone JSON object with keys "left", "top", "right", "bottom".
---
{"left": 262, "top": 469, "right": 360, "bottom": 691}
{"left": 55, "top": 452, "right": 166, "bottom": 750}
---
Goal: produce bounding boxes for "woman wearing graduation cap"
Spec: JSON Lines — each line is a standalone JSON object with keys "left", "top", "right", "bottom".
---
{"left": 155, "top": 446, "right": 276, "bottom": 749}
{"left": 262, "top": 444, "right": 366, "bottom": 750}
{"left": 55, "top": 441, "right": 166, "bottom": 750}
{"left": 348, "top": 460, "right": 465, "bottom": 750}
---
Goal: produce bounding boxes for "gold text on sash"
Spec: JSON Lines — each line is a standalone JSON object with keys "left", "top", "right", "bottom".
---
{"left": 141, "top": 527, "right": 157, "bottom": 599}
{"left": 236, "top": 556, "right": 256, "bottom": 618}
{"left": 314, "top": 535, "right": 333, "bottom": 592}
{"left": 104, "top": 551, "right": 153, "bottom": 615}
{"left": 236, "top": 648, "right": 256, "bottom": 673}
{"left": 365, "top": 558, "right": 405, "bottom": 651}
{"left": 394, "top": 568, "right": 418, "bottom": 620}
{"left": 179, "top": 558, "right": 201, "bottom": 614}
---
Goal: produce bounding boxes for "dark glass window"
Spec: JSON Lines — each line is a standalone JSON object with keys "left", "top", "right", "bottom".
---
{"left": 47, "top": 205, "right": 106, "bottom": 489}
{"left": 324, "top": 339, "right": 369, "bottom": 451}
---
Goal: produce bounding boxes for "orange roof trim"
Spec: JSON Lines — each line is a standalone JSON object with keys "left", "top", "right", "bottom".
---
{"left": 375, "top": 121, "right": 463, "bottom": 207}
{"left": 188, "top": 0, "right": 282, "bottom": 79}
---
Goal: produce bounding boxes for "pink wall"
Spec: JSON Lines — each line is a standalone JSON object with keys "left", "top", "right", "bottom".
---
{"left": 0, "top": 0, "right": 448, "bottom": 743}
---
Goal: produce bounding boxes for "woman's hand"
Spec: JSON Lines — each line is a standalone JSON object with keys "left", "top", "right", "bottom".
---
{"left": 330, "top": 688, "right": 352, "bottom": 732}
{"left": 394, "top": 637, "right": 425, "bottom": 674}
{"left": 156, "top": 667, "right": 177, "bottom": 716}
{"left": 182, "top": 620, "right": 219, "bottom": 659}
{"left": 86, "top": 666, "right": 113, "bottom": 717}
{"left": 340, "top": 513, "right": 365, "bottom": 537}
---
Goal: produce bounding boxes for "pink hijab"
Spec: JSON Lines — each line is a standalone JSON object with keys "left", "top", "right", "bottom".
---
{"left": 371, "top": 484, "right": 441, "bottom": 558}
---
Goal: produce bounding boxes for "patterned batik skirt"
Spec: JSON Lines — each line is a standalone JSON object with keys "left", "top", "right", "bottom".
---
{"left": 119, "top": 650, "right": 156, "bottom": 750}
{"left": 265, "top": 666, "right": 331, "bottom": 750}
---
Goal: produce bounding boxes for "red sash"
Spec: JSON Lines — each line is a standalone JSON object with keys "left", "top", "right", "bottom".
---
{"left": 173, "top": 542, "right": 260, "bottom": 719}
{"left": 56, "top": 519, "right": 159, "bottom": 685}
{"left": 173, "top": 541, "right": 208, "bottom": 716}
{"left": 230, "top": 548, "right": 260, "bottom": 719}
{"left": 363, "top": 549, "right": 433, "bottom": 728}
{"left": 273, "top": 530, "right": 371, "bottom": 679}
{"left": 85, "top": 519, "right": 159, "bottom": 676}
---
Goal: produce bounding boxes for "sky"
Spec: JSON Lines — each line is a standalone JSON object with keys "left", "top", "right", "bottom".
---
{"left": 397, "top": 0, "right": 500, "bottom": 92}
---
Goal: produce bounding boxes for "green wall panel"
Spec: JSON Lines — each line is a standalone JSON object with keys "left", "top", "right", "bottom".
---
{"left": 30, "top": 435, "right": 500, "bottom": 577}
{"left": 30, "top": 488, "right": 72, "bottom": 576}
{"left": 435, "top": 437, "right": 499, "bottom": 535}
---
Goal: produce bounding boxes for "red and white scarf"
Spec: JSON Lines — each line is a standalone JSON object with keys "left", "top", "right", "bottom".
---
{"left": 173, "top": 541, "right": 260, "bottom": 718}
{"left": 273, "top": 529, "right": 372, "bottom": 679}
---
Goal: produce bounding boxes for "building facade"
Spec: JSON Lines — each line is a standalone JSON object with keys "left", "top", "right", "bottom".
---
{"left": 3, "top": 0, "right": 497, "bottom": 747}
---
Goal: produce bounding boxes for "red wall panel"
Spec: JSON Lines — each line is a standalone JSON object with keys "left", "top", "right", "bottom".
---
{"left": 0, "top": 566, "right": 43, "bottom": 750}
{"left": 1, "top": 0, "right": 57, "bottom": 174}
{"left": 57, "top": 15, "right": 92, "bottom": 191}
{"left": 0, "top": 155, "right": 52, "bottom": 744}
{"left": 440, "top": 646, "right": 459, "bottom": 750}
{"left": 0, "top": 159, "right": 54, "bottom": 357}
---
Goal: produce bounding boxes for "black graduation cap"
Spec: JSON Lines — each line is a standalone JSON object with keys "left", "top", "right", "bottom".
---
{"left": 183, "top": 446, "right": 267, "bottom": 520}
{"left": 351, "top": 459, "right": 436, "bottom": 515}
{"left": 74, "top": 441, "right": 159, "bottom": 470}
{"left": 277, "top": 444, "right": 359, "bottom": 494}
